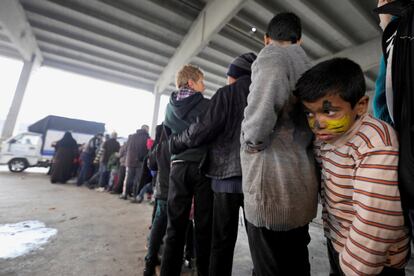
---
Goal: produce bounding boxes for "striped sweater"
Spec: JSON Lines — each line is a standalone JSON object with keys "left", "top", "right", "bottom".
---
{"left": 314, "top": 114, "right": 409, "bottom": 276}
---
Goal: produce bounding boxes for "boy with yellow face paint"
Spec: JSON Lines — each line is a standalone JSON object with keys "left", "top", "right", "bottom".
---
{"left": 294, "top": 58, "right": 409, "bottom": 276}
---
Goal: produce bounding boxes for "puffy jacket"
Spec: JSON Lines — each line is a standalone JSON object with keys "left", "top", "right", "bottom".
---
{"left": 170, "top": 76, "right": 251, "bottom": 179}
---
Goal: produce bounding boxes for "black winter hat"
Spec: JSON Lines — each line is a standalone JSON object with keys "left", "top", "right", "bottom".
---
{"left": 226, "top": 52, "right": 257, "bottom": 79}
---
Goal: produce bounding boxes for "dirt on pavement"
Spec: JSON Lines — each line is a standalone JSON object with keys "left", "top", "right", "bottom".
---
{"left": 0, "top": 169, "right": 153, "bottom": 276}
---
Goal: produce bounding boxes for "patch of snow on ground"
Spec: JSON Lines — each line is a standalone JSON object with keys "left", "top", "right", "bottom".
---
{"left": 0, "top": 220, "right": 57, "bottom": 259}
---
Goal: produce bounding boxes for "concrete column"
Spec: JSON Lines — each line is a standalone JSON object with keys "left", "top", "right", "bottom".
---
{"left": 1, "top": 60, "right": 35, "bottom": 140}
{"left": 150, "top": 92, "right": 161, "bottom": 138}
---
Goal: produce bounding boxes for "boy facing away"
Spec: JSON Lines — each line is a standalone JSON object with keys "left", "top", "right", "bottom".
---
{"left": 160, "top": 64, "right": 212, "bottom": 276}
{"left": 294, "top": 58, "right": 409, "bottom": 276}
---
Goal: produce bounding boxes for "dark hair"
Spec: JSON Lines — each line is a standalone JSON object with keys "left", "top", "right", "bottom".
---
{"left": 294, "top": 58, "right": 366, "bottom": 108}
{"left": 266, "top": 12, "right": 301, "bottom": 43}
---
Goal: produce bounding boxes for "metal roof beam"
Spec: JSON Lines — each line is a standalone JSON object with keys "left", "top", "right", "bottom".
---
{"left": 314, "top": 37, "right": 382, "bottom": 90}
{"left": 43, "top": 57, "right": 154, "bottom": 92}
{"left": 38, "top": 41, "right": 159, "bottom": 81}
{"left": 43, "top": 52, "right": 155, "bottom": 86}
{"left": 242, "top": 0, "right": 332, "bottom": 59}
{"left": 22, "top": 0, "right": 175, "bottom": 58}
{"left": 314, "top": 36, "right": 382, "bottom": 72}
{"left": 26, "top": 12, "right": 169, "bottom": 66}
{"left": 154, "top": 0, "right": 250, "bottom": 94}
{"left": 33, "top": 28, "right": 163, "bottom": 74}
{"left": 346, "top": 0, "right": 381, "bottom": 36}
{"left": 0, "top": 0, "right": 42, "bottom": 65}
{"left": 0, "top": 45, "right": 21, "bottom": 60}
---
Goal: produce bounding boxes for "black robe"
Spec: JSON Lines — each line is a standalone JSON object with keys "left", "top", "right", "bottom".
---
{"left": 375, "top": 0, "right": 414, "bottom": 208}
{"left": 50, "top": 132, "right": 78, "bottom": 184}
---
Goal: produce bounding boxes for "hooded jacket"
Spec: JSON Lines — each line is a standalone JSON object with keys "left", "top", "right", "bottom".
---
{"left": 170, "top": 75, "right": 251, "bottom": 179}
{"left": 164, "top": 92, "right": 209, "bottom": 162}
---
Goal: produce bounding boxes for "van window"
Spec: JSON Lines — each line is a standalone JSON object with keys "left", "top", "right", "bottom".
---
{"left": 15, "top": 134, "right": 40, "bottom": 145}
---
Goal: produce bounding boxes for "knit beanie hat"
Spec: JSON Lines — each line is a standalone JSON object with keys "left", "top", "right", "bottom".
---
{"left": 226, "top": 52, "right": 257, "bottom": 79}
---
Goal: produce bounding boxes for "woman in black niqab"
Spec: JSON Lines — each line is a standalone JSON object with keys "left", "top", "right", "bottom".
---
{"left": 50, "top": 131, "right": 78, "bottom": 183}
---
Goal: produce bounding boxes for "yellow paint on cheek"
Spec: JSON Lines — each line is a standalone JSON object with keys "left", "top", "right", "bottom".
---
{"left": 325, "top": 115, "right": 351, "bottom": 133}
{"left": 308, "top": 117, "right": 315, "bottom": 129}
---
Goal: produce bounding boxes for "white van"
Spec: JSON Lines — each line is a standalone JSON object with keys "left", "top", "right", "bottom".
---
{"left": 0, "top": 130, "right": 96, "bottom": 172}
{"left": 0, "top": 132, "right": 46, "bottom": 172}
{"left": 0, "top": 115, "right": 105, "bottom": 172}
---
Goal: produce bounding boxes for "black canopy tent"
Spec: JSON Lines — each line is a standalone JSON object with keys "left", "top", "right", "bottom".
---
{"left": 28, "top": 115, "right": 105, "bottom": 135}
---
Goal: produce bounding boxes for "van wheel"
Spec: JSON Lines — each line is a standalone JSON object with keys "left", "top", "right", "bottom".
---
{"left": 8, "top": 158, "right": 28, "bottom": 172}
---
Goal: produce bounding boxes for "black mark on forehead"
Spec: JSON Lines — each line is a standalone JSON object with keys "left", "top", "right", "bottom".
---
{"left": 323, "top": 100, "right": 332, "bottom": 113}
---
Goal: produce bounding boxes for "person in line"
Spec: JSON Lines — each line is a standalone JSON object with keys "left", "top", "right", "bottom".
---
{"left": 96, "top": 131, "right": 120, "bottom": 191}
{"left": 120, "top": 125, "right": 150, "bottom": 200}
{"left": 294, "top": 57, "right": 409, "bottom": 276}
{"left": 107, "top": 151, "right": 120, "bottom": 192}
{"left": 240, "top": 13, "right": 319, "bottom": 275}
{"left": 87, "top": 134, "right": 109, "bottom": 188}
{"left": 131, "top": 155, "right": 153, "bottom": 203}
{"left": 131, "top": 137, "right": 154, "bottom": 203}
{"left": 76, "top": 133, "right": 103, "bottom": 186}
{"left": 110, "top": 141, "right": 127, "bottom": 194}
{"left": 143, "top": 124, "right": 171, "bottom": 276}
{"left": 50, "top": 131, "right": 78, "bottom": 184}
{"left": 160, "top": 64, "right": 213, "bottom": 276}
{"left": 170, "top": 52, "right": 256, "bottom": 276}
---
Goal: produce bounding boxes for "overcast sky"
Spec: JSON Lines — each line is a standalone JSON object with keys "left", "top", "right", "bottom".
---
{"left": 0, "top": 56, "right": 169, "bottom": 138}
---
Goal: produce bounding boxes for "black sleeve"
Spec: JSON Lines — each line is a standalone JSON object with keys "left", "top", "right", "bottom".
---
{"left": 170, "top": 89, "right": 228, "bottom": 155}
{"left": 147, "top": 145, "right": 158, "bottom": 171}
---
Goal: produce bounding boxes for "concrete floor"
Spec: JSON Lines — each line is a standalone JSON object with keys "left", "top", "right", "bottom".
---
{"left": 0, "top": 167, "right": 413, "bottom": 276}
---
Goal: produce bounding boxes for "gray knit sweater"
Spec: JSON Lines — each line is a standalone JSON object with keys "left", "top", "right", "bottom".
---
{"left": 240, "top": 43, "right": 319, "bottom": 231}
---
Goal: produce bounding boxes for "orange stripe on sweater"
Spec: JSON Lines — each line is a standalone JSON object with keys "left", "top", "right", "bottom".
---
{"left": 348, "top": 236, "right": 386, "bottom": 256}
{"left": 378, "top": 120, "right": 392, "bottom": 146}
{"left": 351, "top": 225, "right": 408, "bottom": 244}
{"left": 354, "top": 176, "right": 398, "bottom": 186}
{"left": 355, "top": 214, "right": 406, "bottom": 231}
{"left": 365, "top": 150, "right": 398, "bottom": 156}
{"left": 354, "top": 189, "right": 401, "bottom": 201}
{"left": 353, "top": 200, "right": 404, "bottom": 216}
{"left": 344, "top": 246, "right": 385, "bottom": 267}
{"left": 341, "top": 257, "right": 367, "bottom": 276}
{"left": 359, "top": 164, "right": 398, "bottom": 170}
{"left": 361, "top": 122, "right": 388, "bottom": 145}
{"left": 321, "top": 156, "right": 355, "bottom": 169}
{"left": 324, "top": 168, "right": 353, "bottom": 179}
{"left": 324, "top": 185, "right": 353, "bottom": 200}
{"left": 326, "top": 178, "right": 354, "bottom": 189}
{"left": 356, "top": 132, "right": 374, "bottom": 149}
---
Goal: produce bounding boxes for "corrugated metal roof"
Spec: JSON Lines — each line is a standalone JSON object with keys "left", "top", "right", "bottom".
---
{"left": 0, "top": 0, "right": 381, "bottom": 96}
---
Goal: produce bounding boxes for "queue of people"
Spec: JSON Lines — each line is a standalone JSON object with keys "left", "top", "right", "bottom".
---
{"left": 47, "top": 3, "right": 414, "bottom": 275}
